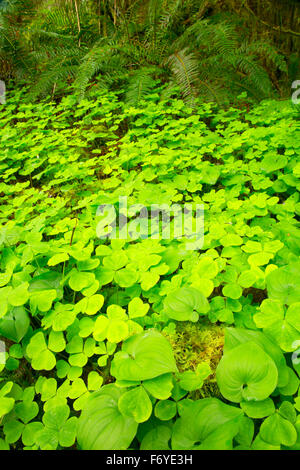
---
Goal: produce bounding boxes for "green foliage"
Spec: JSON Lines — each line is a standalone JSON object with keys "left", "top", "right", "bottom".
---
{"left": 77, "top": 384, "right": 138, "bottom": 450}
{"left": 0, "top": 0, "right": 289, "bottom": 104}
{"left": 0, "top": 83, "right": 299, "bottom": 450}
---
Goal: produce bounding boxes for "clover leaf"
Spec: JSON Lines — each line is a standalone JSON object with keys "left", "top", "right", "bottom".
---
{"left": 26, "top": 332, "right": 56, "bottom": 371}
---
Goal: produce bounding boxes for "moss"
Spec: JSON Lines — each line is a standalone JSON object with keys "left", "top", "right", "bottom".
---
{"left": 163, "top": 319, "right": 225, "bottom": 399}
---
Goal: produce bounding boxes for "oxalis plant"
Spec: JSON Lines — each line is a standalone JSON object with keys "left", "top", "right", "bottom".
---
{"left": 0, "top": 82, "right": 299, "bottom": 450}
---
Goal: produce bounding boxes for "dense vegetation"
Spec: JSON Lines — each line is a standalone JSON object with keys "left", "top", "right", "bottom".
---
{"left": 0, "top": 0, "right": 300, "bottom": 452}
{"left": 1, "top": 0, "right": 299, "bottom": 103}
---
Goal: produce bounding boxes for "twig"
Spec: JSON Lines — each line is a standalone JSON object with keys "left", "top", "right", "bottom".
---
{"left": 74, "top": 0, "right": 81, "bottom": 47}
{"left": 70, "top": 216, "right": 78, "bottom": 246}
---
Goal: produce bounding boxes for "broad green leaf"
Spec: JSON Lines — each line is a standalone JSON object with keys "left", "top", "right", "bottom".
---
{"left": 240, "top": 398, "right": 275, "bottom": 419}
{"left": 111, "top": 330, "right": 178, "bottom": 382}
{"left": 266, "top": 263, "right": 300, "bottom": 306}
{"left": 140, "top": 425, "right": 171, "bottom": 450}
{"left": 216, "top": 342, "right": 278, "bottom": 402}
{"left": 164, "top": 287, "right": 209, "bottom": 322}
{"left": 172, "top": 398, "right": 243, "bottom": 450}
{"left": 223, "top": 327, "right": 289, "bottom": 388}
{"left": 77, "top": 384, "right": 138, "bottom": 450}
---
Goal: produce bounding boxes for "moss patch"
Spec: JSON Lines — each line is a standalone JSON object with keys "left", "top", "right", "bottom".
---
{"left": 164, "top": 320, "right": 225, "bottom": 399}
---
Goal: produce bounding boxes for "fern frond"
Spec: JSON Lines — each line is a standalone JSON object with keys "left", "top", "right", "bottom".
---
{"left": 246, "top": 40, "right": 288, "bottom": 73}
{"left": 166, "top": 48, "right": 199, "bottom": 103}
{"left": 28, "top": 46, "right": 83, "bottom": 100}
{"left": 125, "top": 67, "right": 157, "bottom": 105}
{"left": 73, "top": 41, "right": 127, "bottom": 99}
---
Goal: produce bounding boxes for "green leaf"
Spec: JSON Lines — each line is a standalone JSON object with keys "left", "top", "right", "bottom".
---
{"left": 128, "top": 297, "right": 150, "bottom": 319}
{"left": 26, "top": 333, "right": 56, "bottom": 371}
{"left": 40, "top": 378, "right": 57, "bottom": 402}
{"left": 111, "top": 330, "right": 178, "bottom": 382}
{"left": 7, "top": 282, "right": 29, "bottom": 307}
{"left": 266, "top": 263, "right": 300, "bottom": 306}
{"left": 48, "top": 331, "right": 66, "bottom": 353}
{"left": 77, "top": 384, "right": 138, "bottom": 450}
{"left": 31, "top": 349, "right": 56, "bottom": 371}
{"left": 107, "top": 319, "right": 129, "bottom": 343}
{"left": 279, "top": 401, "right": 297, "bottom": 424}
{"left": 21, "top": 422, "right": 44, "bottom": 447}
{"left": 254, "top": 300, "right": 300, "bottom": 352}
{"left": 0, "top": 396, "right": 15, "bottom": 418}
{"left": 178, "top": 363, "right": 211, "bottom": 391}
{"left": 278, "top": 367, "right": 299, "bottom": 396}
{"left": 0, "top": 306, "right": 29, "bottom": 342}
{"left": 15, "top": 401, "right": 39, "bottom": 424}
{"left": 260, "top": 412, "right": 297, "bottom": 447}
{"left": 69, "top": 271, "right": 95, "bottom": 292}
{"left": 26, "top": 332, "right": 47, "bottom": 357}
{"left": 195, "top": 257, "right": 218, "bottom": 279}
{"left": 30, "top": 289, "right": 57, "bottom": 313}
{"left": 43, "top": 405, "right": 69, "bottom": 430}
{"left": 235, "top": 416, "right": 254, "bottom": 448}
{"left": 140, "top": 425, "right": 171, "bottom": 450}
{"left": 172, "top": 398, "right": 243, "bottom": 450}
{"left": 143, "top": 373, "right": 174, "bottom": 400}
{"left": 87, "top": 371, "right": 103, "bottom": 391}
{"left": 68, "top": 378, "right": 87, "bottom": 399}
{"left": 223, "top": 327, "right": 289, "bottom": 388}
{"left": 140, "top": 271, "right": 159, "bottom": 291}
{"left": 115, "top": 268, "right": 138, "bottom": 288}
{"left": 3, "top": 420, "right": 24, "bottom": 444}
{"left": 216, "top": 342, "right": 278, "bottom": 402}
{"left": 48, "top": 253, "right": 69, "bottom": 266}
{"left": 238, "top": 270, "right": 257, "bottom": 288}
{"left": 118, "top": 386, "right": 152, "bottom": 423}
{"left": 36, "top": 427, "right": 58, "bottom": 450}
{"left": 78, "top": 294, "right": 104, "bottom": 315}
{"left": 163, "top": 287, "right": 209, "bottom": 322}
{"left": 154, "top": 400, "right": 177, "bottom": 421}
{"left": 58, "top": 417, "right": 78, "bottom": 447}
{"left": 222, "top": 283, "right": 242, "bottom": 300}
{"left": 29, "top": 272, "right": 63, "bottom": 300}
{"left": 240, "top": 398, "right": 275, "bottom": 419}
